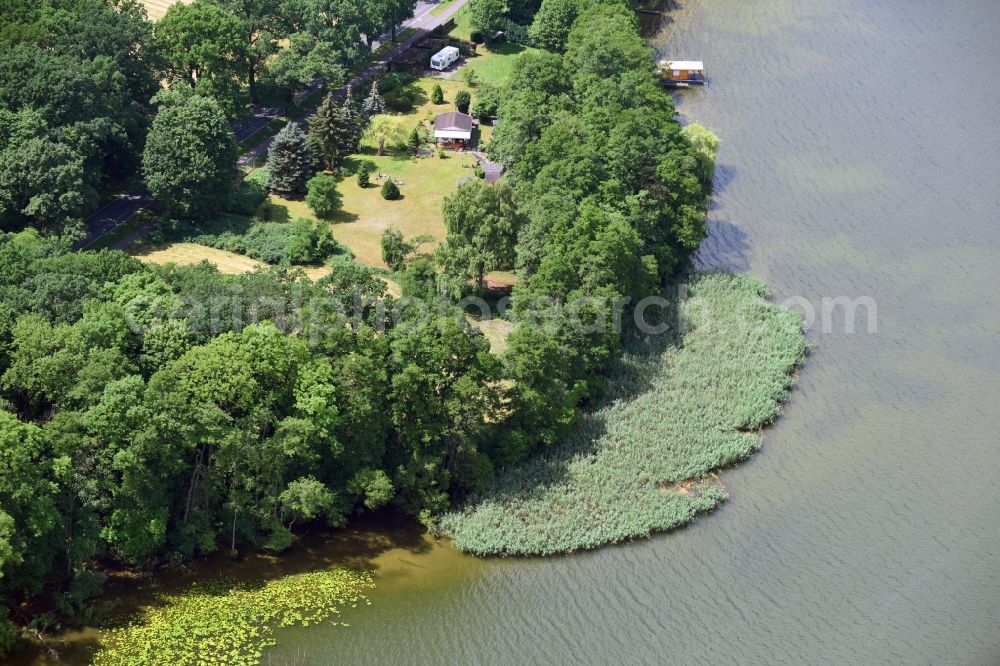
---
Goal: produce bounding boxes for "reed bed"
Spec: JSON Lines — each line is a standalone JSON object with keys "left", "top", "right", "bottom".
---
{"left": 441, "top": 273, "right": 808, "bottom": 555}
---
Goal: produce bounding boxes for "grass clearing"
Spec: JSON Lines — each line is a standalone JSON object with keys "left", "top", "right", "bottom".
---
{"left": 259, "top": 77, "right": 489, "bottom": 268}
{"left": 272, "top": 153, "right": 470, "bottom": 267}
{"left": 460, "top": 42, "right": 541, "bottom": 87}
{"left": 131, "top": 242, "right": 334, "bottom": 281}
{"left": 132, "top": 243, "right": 268, "bottom": 274}
{"left": 440, "top": 273, "right": 808, "bottom": 556}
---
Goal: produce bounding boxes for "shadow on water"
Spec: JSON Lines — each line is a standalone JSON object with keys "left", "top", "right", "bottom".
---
{"left": 694, "top": 218, "right": 752, "bottom": 273}
{"left": 634, "top": 0, "right": 679, "bottom": 38}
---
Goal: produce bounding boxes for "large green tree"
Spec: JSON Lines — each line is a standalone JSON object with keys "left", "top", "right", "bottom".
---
{"left": 387, "top": 315, "right": 500, "bottom": 520}
{"left": 155, "top": 1, "right": 248, "bottom": 113}
{"left": 468, "top": 0, "right": 510, "bottom": 35}
{"left": 142, "top": 92, "right": 237, "bottom": 219}
{"left": 436, "top": 181, "right": 525, "bottom": 296}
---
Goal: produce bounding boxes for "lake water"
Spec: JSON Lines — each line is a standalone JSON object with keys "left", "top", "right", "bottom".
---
{"left": 268, "top": 1, "right": 1000, "bottom": 663}
{"left": 21, "top": 1, "right": 1000, "bottom": 664}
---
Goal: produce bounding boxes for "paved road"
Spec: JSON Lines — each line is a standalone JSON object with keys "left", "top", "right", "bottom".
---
{"left": 79, "top": 0, "right": 468, "bottom": 249}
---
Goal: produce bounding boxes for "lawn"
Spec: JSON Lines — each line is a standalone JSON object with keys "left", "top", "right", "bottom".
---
{"left": 459, "top": 42, "right": 540, "bottom": 88}
{"left": 263, "top": 76, "right": 492, "bottom": 268}
{"left": 269, "top": 152, "right": 475, "bottom": 268}
{"left": 131, "top": 242, "right": 333, "bottom": 281}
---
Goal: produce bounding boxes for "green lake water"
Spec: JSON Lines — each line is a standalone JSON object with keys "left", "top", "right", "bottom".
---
{"left": 20, "top": 0, "right": 1000, "bottom": 663}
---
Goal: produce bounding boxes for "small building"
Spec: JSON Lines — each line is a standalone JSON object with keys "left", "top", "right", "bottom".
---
{"left": 430, "top": 46, "right": 460, "bottom": 71}
{"left": 659, "top": 60, "right": 705, "bottom": 85}
{"left": 434, "top": 111, "right": 473, "bottom": 149}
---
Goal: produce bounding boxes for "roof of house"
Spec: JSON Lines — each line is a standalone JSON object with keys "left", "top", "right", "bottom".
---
{"left": 434, "top": 111, "right": 473, "bottom": 133}
{"left": 661, "top": 60, "right": 704, "bottom": 71}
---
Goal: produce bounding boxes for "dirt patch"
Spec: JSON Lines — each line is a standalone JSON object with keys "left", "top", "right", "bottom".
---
{"left": 657, "top": 472, "right": 724, "bottom": 499}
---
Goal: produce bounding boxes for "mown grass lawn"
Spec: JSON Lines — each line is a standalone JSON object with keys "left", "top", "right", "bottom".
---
{"left": 461, "top": 42, "right": 540, "bottom": 88}
{"left": 268, "top": 152, "right": 476, "bottom": 268}
{"left": 130, "top": 241, "right": 333, "bottom": 281}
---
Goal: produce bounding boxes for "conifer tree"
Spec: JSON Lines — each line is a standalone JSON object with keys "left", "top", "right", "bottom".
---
{"left": 266, "top": 122, "right": 312, "bottom": 195}
{"left": 362, "top": 80, "right": 385, "bottom": 119}
{"left": 307, "top": 92, "right": 354, "bottom": 170}
{"left": 342, "top": 87, "right": 362, "bottom": 154}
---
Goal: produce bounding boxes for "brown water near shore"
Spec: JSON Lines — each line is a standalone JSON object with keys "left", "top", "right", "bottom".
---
{"left": 15, "top": 0, "right": 1000, "bottom": 663}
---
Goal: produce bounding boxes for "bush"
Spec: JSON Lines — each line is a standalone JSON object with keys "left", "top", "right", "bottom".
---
{"left": 440, "top": 274, "right": 807, "bottom": 555}
{"left": 460, "top": 67, "right": 479, "bottom": 87}
{"left": 285, "top": 218, "right": 337, "bottom": 264}
{"left": 380, "top": 179, "right": 400, "bottom": 200}
{"left": 471, "top": 83, "right": 500, "bottom": 120}
{"left": 474, "top": 164, "right": 485, "bottom": 179}
{"left": 356, "top": 163, "right": 371, "bottom": 188}
{"left": 431, "top": 84, "right": 444, "bottom": 104}
{"left": 226, "top": 168, "right": 270, "bottom": 215}
{"left": 470, "top": 29, "right": 485, "bottom": 44}
{"left": 455, "top": 90, "right": 472, "bottom": 114}
{"left": 408, "top": 126, "right": 422, "bottom": 155}
{"left": 305, "top": 174, "right": 342, "bottom": 219}
{"left": 378, "top": 72, "right": 420, "bottom": 112}
{"left": 381, "top": 227, "right": 408, "bottom": 271}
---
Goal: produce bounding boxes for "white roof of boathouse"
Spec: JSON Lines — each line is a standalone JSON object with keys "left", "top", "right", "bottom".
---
{"left": 661, "top": 60, "right": 704, "bottom": 71}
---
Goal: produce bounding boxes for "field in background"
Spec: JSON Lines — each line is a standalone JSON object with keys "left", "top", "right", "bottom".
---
{"left": 142, "top": 0, "right": 188, "bottom": 20}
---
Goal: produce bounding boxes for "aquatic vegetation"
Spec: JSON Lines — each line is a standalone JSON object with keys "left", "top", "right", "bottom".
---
{"left": 441, "top": 273, "right": 808, "bottom": 555}
{"left": 92, "top": 568, "right": 374, "bottom": 666}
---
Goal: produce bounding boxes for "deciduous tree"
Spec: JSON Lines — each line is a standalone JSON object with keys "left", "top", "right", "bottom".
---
{"left": 142, "top": 92, "right": 237, "bottom": 219}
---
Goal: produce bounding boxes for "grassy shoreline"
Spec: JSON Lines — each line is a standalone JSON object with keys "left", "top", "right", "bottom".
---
{"left": 440, "top": 273, "right": 808, "bottom": 556}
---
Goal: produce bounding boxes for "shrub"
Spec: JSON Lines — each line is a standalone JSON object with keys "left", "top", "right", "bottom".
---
{"left": 381, "top": 227, "right": 408, "bottom": 271}
{"left": 455, "top": 90, "right": 472, "bottom": 114}
{"left": 286, "top": 218, "right": 337, "bottom": 264}
{"left": 226, "top": 168, "right": 270, "bottom": 215}
{"left": 400, "top": 256, "right": 438, "bottom": 300}
{"left": 431, "top": 84, "right": 444, "bottom": 104}
{"left": 356, "top": 163, "right": 371, "bottom": 188}
{"left": 474, "top": 164, "right": 485, "bottom": 179}
{"left": 471, "top": 83, "right": 500, "bottom": 120}
{"left": 408, "top": 126, "right": 422, "bottom": 155}
{"left": 460, "top": 67, "right": 479, "bottom": 87}
{"left": 440, "top": 274, "right": 807, "bottom": 556}
{"left": 380, "top": 179, "right": 400, "bottom": 200}
{"left": 470, "top": 29, "right": 485, "bottom": 44}
{"left": 379, "top": 72, "right": 420, "bottom": 112}
{"left": 305, "top": 173, "right": 342, "bottom": 219}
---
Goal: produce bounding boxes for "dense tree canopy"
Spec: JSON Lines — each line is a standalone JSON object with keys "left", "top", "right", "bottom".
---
{"left": 0, "top": 0, "right": 718, "bottom": 651}
{"left": 0, "top": 0, "right": 159, "bottom": 237}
